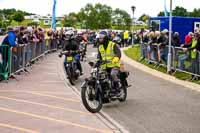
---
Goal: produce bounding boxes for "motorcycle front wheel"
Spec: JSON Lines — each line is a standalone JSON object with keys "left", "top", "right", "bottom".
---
{"left": 81, "top": 85, "right": 102, "bottom": 113}
{"left": 66, "top": 67, "right": 75, "bottom": 85}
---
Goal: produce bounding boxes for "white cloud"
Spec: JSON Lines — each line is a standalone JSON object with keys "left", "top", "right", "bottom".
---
{"left": 0, "top": 0, "right": 200, "bottom": 18}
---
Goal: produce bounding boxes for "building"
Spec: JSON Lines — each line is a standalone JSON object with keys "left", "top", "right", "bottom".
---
{"left": 149, "top": 16, "right": 200, "bottom": 43}
{"left": 24, "top": 14, "right": 64, "bottom": 26}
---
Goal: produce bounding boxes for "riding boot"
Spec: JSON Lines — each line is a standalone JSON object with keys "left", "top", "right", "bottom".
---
{"left": 77, "top": 63, "right": 83, "bottom": 75}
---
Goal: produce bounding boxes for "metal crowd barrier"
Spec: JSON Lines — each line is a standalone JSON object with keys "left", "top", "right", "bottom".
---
{"left": 0, "top": 39, "right": 58, "bottom": 81}
{"left": 140, "top": 43, "right": 200, "bottom": 79}
{"left": 0, "top": 45, "right": 11, "bottom": 80}
{"left": 173, "top": 47, "right": 200, "bottom": 79}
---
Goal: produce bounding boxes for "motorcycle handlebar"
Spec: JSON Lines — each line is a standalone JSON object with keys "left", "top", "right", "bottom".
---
{"left": 58, "top": 50, "right": 81, "bottom": 57}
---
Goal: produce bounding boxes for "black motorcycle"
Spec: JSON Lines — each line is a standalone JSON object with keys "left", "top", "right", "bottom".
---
{"left": 59, "top": 50, "right": 81, "bottom": 85}
{"left": 81, "top": 60, "right": 130, "bottom": 113}
{"left": 79, "top": 42, "right": 86, "bottom": 61}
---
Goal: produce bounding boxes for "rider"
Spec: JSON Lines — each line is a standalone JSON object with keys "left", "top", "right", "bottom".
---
{"left": 62, "top": 30, "right": 83, "bottom": 75}
{"left": 97, "top": 31, "right": 122, "bottom": 95}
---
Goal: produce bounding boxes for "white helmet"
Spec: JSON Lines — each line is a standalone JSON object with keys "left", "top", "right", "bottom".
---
{"left": 65, "top": 30, "right": 74, "bottom": 36}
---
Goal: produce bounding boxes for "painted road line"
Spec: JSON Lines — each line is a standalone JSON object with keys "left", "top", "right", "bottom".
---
{"left": 0, "top": 96, "right": 91, "bottom": 115}
{"left": 26, "top": 92, "right": 80, "bottom": 103}
{"left": 0, "top": 90, "right": 74, "bottom": 95}
{"left": 41, "top": 80, "right": 65, "bottom": 83}
{"left": 0, "top": 107, "right": 112, "bottom": 133}
{"left": 0, "top": 123, "right": 39, "bottom": 133}
{"left": 43, "top": 72, "right": 58, "bottom": 75}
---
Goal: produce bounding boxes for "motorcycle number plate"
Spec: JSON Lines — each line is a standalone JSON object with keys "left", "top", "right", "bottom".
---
{"left": 67, "top": 56, "right": 73, "bottom": 62}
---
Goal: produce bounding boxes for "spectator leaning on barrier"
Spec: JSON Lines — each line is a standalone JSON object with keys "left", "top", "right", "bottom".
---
{"left": 172, "top": 32, "right": 181, "bottom": 47}
{"left": 179, "top": 32, "right": 194, "bottom": 70}
{"left": 183, "top": 32, "right": 200, "bottom": 80}
{"left": 140, "top": 31, "right": 149, "bottom": 61}
{"left": 32, "top": 29, "right": 39, "bottom": 43}
{"left": 157, "top": 30, "right": 168, "bottom": 64}
{"left": 2, "top": 27, "right": 17, "bottom": 47}
{"left": 147, "top": 31, "right": 156, "bottom": 61}
{"left": 1, "top": 27, "right": 17, "bottom": 76}
{"left": 185, "top": 32, "right": 193, "bottom": 46}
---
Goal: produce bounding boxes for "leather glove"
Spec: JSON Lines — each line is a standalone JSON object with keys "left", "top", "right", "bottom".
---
{"left": 112, "top": 57, "right": 119, "bottom": 64}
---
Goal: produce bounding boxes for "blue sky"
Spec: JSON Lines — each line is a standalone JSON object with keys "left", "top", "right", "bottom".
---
{"left": 0, "top": 0, "right": 200, "bottom": 18}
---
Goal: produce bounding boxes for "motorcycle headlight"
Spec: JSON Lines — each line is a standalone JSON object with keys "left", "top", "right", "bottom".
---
{"left": 91, "top": 68, "right": 97, "bottom": 77}
{"left": 99, "top": 72, "right": 106, "bottom": 79}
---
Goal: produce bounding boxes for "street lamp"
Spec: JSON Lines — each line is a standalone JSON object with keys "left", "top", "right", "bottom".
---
{"left": 131, "top": 6, "right": 136, "bottom": 45}
{"left": 167, "top": 0, "right": 172, "bottom": 73}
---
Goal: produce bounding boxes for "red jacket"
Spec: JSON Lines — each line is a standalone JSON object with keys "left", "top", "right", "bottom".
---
{"left": 185, "top": 35, "right": 192, "bottom": 45}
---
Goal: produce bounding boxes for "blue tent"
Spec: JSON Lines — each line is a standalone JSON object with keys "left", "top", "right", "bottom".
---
{"left": 149, "top": 16, "right": 200, "bottom": 44}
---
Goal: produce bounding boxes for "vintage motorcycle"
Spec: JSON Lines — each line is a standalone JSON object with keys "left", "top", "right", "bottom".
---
{"left": 59, "top": 50, "right": 81, "bottom": 85}
{"left": 81, "top": 60, "right": 130, "bottom": 113}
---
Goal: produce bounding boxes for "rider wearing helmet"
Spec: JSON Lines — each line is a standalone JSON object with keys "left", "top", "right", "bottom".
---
{"left": 97, "top": 31, "right": 122, "bottom": 95}
{"left": 63, "top": 30, "right": 83, "bottom": 75}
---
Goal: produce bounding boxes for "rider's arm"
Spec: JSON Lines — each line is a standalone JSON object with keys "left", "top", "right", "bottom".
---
{"left": 62, "top": 40, "right": 68, "bottom": 51}
{"left": 97, "top": 48, "right": 102, "bottom": 60}
{"left": 113, "top": 44, "right": 121, "bottom": 59}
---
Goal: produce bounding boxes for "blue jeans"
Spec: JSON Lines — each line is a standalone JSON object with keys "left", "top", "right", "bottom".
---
{"left": 179, "top": 54, "right": 188, "bottom": 70}
{"left": 160, "top": 50, "right": 167, "bottom": 63}
{"left": 141, "top": 43, "right": 146, "bottom": 59}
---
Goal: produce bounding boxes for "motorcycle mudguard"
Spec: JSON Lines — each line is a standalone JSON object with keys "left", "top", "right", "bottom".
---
{"left": 81, "top": 81, "right": 88, "bottom": 88}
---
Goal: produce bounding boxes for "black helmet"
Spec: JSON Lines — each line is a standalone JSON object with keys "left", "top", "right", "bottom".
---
{"left": 97, "top": 31, "right": 108, "bottom": 39}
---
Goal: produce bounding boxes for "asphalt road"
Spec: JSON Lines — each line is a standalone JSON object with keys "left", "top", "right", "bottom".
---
{"left": 74, "top": 45, "right": 200, "bottom": 133}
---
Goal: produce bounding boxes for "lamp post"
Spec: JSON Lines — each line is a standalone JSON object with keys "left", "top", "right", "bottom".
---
{"left": 131, "top": 6, "right": 136, "bottom": 45}
{"left": 167, "top": 0, "right": 172, "bottom": 73}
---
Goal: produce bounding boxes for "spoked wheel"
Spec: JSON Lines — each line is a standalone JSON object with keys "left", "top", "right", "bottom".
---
{"left": 81, "top": 85, "right": 102, "bottom": 113}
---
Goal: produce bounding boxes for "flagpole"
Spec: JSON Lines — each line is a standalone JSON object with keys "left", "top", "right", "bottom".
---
{"left": 52, "top": 0, "right": 56, "bottom": 31}
{"left": 164, "top": 0, "right": 168, "bottom": 16}
{"left": 167, "top": 0, "right": 172, "bottom": 73}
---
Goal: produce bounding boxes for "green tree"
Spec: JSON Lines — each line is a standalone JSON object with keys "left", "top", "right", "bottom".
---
{"left": 138, "top": 14, "right": 150, "bottom": 23}
{"left": 190, "top": 8, "right": 200, "bottom": 17}
{"left": 12, "top": 12, "right": 24, "bottom": 23}
{"left": 157, "top": 11, "right": 168, "bottom": 16}
{"left": 172, "top": 6, "right": 188, "bottom": 17}
{"left": 0, "top": 8, "right": 33, "bottom": 21}
{"left": 157, "top": 6, "right": 189, "bottom": 17}
{"left": 62, "top": 3, "right": 132, "bottom": 30}
{"left": 62, "top": 12, "right": 79, "bottom": 27}
{"left": 77, "top": 3, "right": 112, "bottom": 29}
{"left": 112, "top": 8, "right": 132, "bottom": 30}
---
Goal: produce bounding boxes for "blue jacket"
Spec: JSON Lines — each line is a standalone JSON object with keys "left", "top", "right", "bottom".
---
{"left": 2, "top": 31, "right": 16, "bottom": 47}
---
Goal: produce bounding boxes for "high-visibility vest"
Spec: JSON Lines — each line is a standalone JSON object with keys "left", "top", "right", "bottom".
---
{"left": 123, "top": 32, "right": 129, "bottom": 39}
{"left": 98, "top": 41, "right": 120, "bottom": 69}
{"left": 191, "top": 40, "right": 197, "bottom": 59}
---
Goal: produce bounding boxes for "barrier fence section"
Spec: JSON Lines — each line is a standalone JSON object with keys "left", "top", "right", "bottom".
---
{"left": 140, "top": 43, "right": 200, "bottom": 79}
{"left": 0, "top": 39, "right": 58, "bottom": 81}
{"left": 0, "top": 45, "right": 11, "bottom": 80}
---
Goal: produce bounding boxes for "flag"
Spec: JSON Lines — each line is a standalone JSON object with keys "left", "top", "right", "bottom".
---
{"left": 51, "top": 0, "right": 57, "bottom": 31}
{"left": 164, "top": 0, "right": 168, "bottom": 16}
